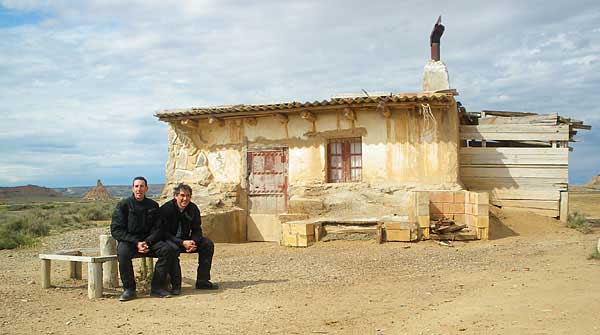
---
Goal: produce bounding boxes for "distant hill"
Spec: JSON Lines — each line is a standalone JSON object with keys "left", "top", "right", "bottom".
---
{"left": 0, "top": 185, "right": 63, "bottom": 199}
{"left": 54, "top": 184, "right": 164, "bottom": 198}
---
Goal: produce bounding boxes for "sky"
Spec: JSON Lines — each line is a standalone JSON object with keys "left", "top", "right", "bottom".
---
{"left": 1, "top": 0, "right": 599, "bottom": 187}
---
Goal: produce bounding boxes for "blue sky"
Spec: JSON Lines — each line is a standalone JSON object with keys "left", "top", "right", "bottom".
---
{"left": 1, "top": 0, "right": 599, "bottom": 187}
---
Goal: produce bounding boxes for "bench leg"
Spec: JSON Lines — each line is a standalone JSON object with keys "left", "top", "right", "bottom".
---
{"left": 41, "top": 259, "right": 51, "bottom": 288}
{"left": 88, "top": 263, "right": 103, "bottom": 299}
{"left": 100, "top": 234, "right": 118, "bottom": 288}
{"left": 69, "top": 261, "right": 82, "bottom": 279}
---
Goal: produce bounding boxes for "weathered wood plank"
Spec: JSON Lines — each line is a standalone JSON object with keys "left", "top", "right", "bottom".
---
{"left": 461, "top": 176, "right": 568, "bottom": 189}
{"left": 499, "top": 206, "right": 559, "bottom": 217}
{"left": 461, "top": 167, "right": 568, "bottom": 179}
{"left": 467, "top": 189, "right": 561, "bottom": 201}
{"left": 560, "top": 191, "right": 569, "bottom": 223}
{"left": 478, "top": 113, "right": 557, "bottom": 125}
{"left": 460, "top": 124, "right": 569, "bottom": 141}
{"left": 492, "top": 199, "right": 559, "bottom": 210}
{"left": 460, "top": 147, "right": 568, "bottom": 155}
{"left": 41, "top": 259, "right": 51, "bottom": 289}
{"left": 480, "top": 110, "right": 538, "bottom": 117}
{"left": 38, "top": 254, "right": 117, "bottom": 263}
{"left": 88, "top": 263, "right": 103, "bottom": 299}
{"left": 460, "top": 147, "right": 568, "bottom": 165}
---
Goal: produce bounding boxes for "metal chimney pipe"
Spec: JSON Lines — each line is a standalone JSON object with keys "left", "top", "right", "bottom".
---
{"left": 430, "top": 16, "right": 445, "bottom": 61}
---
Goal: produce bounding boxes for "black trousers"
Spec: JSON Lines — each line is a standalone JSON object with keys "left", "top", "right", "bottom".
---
{"left": 168, "top": 237, "right": 214, "bottom": 288}
{"left": 117, "top": 240, "right": 178, "bottom": 291}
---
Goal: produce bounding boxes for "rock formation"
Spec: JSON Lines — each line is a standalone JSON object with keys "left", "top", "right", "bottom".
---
{"left": 83, "top": 179, "right": 111, "bottom": 201}
{"left": 585, "top": 174, "right": 600, "bottom": 187}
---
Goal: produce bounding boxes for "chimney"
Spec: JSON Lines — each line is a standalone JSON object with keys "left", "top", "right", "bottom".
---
{"left": 423, "top": 16, "right": 450, "bottom": 92}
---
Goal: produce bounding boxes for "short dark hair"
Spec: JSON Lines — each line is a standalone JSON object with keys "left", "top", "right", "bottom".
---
{"left": 133, "top": 176, "right": 148, "bottom": 187}
{"left": 173, "top": 183, "right": 192, "bottom": 196}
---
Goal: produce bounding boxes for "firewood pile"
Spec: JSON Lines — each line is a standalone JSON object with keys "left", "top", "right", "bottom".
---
{"left": 430, "top": 217, "right": 467, "bottom": 235}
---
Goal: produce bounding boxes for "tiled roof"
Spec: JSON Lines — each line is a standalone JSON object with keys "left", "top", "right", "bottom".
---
{"left": 155, "top": 93, "right": 454, "bottom": 119}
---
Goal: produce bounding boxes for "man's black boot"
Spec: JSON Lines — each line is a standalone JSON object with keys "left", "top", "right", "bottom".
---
{"left": 119, "top": 289, "right": 137, "bottom": 302}
{"left": 195, "top": 281, "right": 219, "bottom": 290}
{"left": 150, "top": 288, "right": 172, "bottom": 298}
{"left": 170, "top": 286, "right": 182, "bottom": 295}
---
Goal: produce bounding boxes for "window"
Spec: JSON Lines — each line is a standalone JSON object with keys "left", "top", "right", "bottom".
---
{"left": 328, "top": 137, "right": 362, "bottom": 183}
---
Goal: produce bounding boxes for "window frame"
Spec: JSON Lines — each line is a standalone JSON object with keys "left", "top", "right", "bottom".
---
{"left": 327, "top": 137, "right": 362, "bottom": 183}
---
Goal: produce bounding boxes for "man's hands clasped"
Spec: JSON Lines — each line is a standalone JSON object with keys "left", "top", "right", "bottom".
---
{"left": 182, "top": 240, "right": 197, "bottom": 253}
{"left": 137, "top": 241, "right": 150, "bottom": 254}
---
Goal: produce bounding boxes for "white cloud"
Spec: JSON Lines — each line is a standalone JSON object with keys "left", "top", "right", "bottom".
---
{"left": 1, "top": 0, "right": 600, "bottom": 186}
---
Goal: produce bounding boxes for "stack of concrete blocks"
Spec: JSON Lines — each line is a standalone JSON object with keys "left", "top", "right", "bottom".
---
{"left": 382, "top": 215, "right": 418, "bottom": 242}
{"left": 281, "top": 222, "right": 315, "bottom": 247}
{"left": 466, "top": 192, "right": 490, "bottom": 240}
{"left": 413, "top": 191, "right": 431, "bottom": 240}
{"left": 428, "top": 191, "right": 490, "bottom": 240}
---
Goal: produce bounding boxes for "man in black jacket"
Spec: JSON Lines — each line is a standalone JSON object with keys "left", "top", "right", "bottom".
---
{"left": 160, "top": 183, "right": 218, "bottom": 294}
{"left": 110, "top": 176, "right": 178, "bottom": 301}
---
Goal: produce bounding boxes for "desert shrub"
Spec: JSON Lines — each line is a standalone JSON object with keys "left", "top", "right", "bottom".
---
{"left": 80, "top": 203, "right": 113, "bottom": 221}
{"left": 567, "top": 210, "right": 592, "bottom": 234}
{"left": 0, "top": 215, "right": 50, "bottom": 249}
{"left": 6, "top": 204, "right": 34, "bottom": 211}
{"left": 0, "top": 200, "right": 116, "bottom": 249}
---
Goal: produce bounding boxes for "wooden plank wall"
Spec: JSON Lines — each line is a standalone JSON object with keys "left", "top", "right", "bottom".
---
{"left": 459, "top": 122, "right": 569, "bottom": 217}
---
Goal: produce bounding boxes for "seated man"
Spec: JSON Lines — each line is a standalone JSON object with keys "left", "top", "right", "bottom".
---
{"left": 160, "top": 183, "right": 218, "bottom": 294}
{"left": 110, "top": 176, "right": 178, "bottom": 301}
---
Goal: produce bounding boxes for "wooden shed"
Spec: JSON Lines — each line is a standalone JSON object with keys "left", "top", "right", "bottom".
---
{"left": 459, "top": 110, "right": 590, "bottom": 220}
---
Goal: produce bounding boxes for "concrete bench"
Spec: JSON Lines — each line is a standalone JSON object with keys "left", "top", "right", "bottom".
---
{"left": 39, "top": 252, "right": 117, "bottom": 299}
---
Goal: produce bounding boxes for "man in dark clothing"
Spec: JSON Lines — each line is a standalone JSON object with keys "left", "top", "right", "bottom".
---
{"left": 110, "top": 176, "right": 178, "bottom": 301}
{"left": 160, "top": 183, "right": 218, "bottom": 294}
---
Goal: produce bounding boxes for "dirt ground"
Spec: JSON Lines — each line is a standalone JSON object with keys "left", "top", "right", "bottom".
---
{"left": 1, "top": 194, "right": 600, "bottom": 335}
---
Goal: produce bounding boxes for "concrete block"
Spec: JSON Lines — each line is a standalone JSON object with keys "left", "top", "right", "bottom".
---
{"left": 279, "top": 213, "right": 309, "bottom": 223}
{"left": 474, "top": 204, "right": 489, "bottom": 216}
{"left": 419, "top": 227, "right": 430, "bottom": 240}
{"left": 429, "top": 192, "right": 453, "bottom": 203}
{"left": 465, "top": 203, "right": 473, "bottom": 215}
{"left": 465, "top": 214, "right": 473, "bottom": 226}
{"left": 453, "top": 191, "right": 467, "bottom": 204}
{"left": 430, "top": 202, "right": 443, "bottom": 214}
{"left": 383, "top": 221, "right": 417, "bottom": 230}
{"left": 386, "top": 228, "right": 417, "bottom": 242}
{"left": 477, "top": 227, "right": 489, "bottom": 240}
{"left": 283, "top": 222, "right": 315, "bottom": 236}
{"left": 417, "top": 215, "right": 430, "bottom": 228}
{"left": 281, "top": 231, "right": 314, "bottom": 247}
{"left": 476, "top": 192, "right": 490, "bottom": 205}
{"left": 443, "top": 203, "right": 464, "bottom": 214}
{"left": 468, "top": 192, "right": 476, "bottom": 204}
{"left": 415, "top": 192, "right": 430, "bottom": 216}
{"left": 204, "top": 208, "right": 247, "bottom": 243}
{"left": 476, "top": 216, "right": 490, "bottom": 228}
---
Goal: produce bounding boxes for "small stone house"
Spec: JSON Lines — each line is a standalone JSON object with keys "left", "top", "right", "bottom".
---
{"left": 155, "top": 27, "right": 588, "bottom": 245}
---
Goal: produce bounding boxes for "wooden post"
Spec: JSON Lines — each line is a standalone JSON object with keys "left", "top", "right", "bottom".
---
{"left": 148, "top": 257, "right": 154, "bottom": 275}
{"left": 69, "top": 261, "right": 82, "bottom": 280}
{"left": 68, "top": 250, "right": 82, "bottom": 279}
{"left": 41, "top": 259, "right": 51, "bottom": 288}
{"left": 314, "top": 223, "right": 323, "bottom": 242}
{"left": 88, "top": 262, "right": 103, "bottom": 299}
{"left": 559, "top": 191, "right": 569, "bottom": 222}
{"left": 99, "top": 235, "right": 118, "bottom": 288}
{"left": 140, "top": 257, "right": 148, "bottom": 281}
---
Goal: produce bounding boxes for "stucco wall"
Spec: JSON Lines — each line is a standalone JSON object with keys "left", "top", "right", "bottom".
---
{"left": 163, "top": 102, "right": 459, "bottom": 197}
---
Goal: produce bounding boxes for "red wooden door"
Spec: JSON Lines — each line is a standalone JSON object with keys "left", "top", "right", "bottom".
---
{"left": 247, "top": 149, "right": 288, "bottom": 214}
